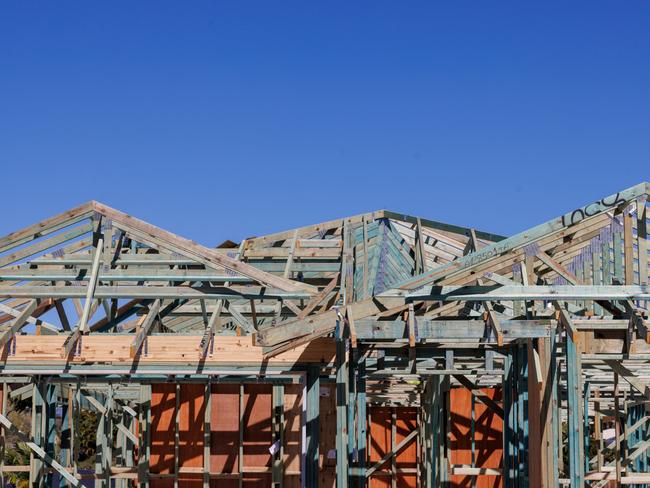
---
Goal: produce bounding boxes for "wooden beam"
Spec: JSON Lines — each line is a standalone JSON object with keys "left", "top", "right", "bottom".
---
{"left": 78, "top": 238, "right": 103, "bottom": 333}
{"left": 0, "top": 302, "right": 57, "bottom": 331}
{"left": 283, "top": 230, "right": 299, "bottom": 279}
{"left": 347, "top": 309, "right": 357, "bottom": 348}
{"left": 0, "top": 202, "right": 94, "bottom": 254}
{"left": 637, "top": 198, "right": 648, "bottom": 287}
{"left": 416, "top": 218, "right": 427, "bottom": 274}
{"left": 407, "top": 303, "right": 416, "bottom": 348}
{"left": 536, "top": 250, "right": 582, "bottom": 284}
{"left": 199, "top": 301, "right": 223, "bottom": 358}
{"left": 604, "top": 360, "right": 650, "bottom": 400}
{"left": 0, "top": 285, "right": 309, "bottom": 301}
{"left": 406, "top": 284, "right": 650, "bottom": 302}
{"left": 0, "top": 299, "right": 38, "bottom": 347}
{"left": 92, "top": 201, "right": 317, "bottom": 294}
{"left": 130, "top": 299, "right": 162, "bottom": 357}
{"left": 624, "top": 209, "right": 635, "bottom": 284}
{"left": 225, "top": 301, "right": 255, "bottom": 334}
{"left": 476, "top": 278, "right": 503, "bottom": 345}
{"left": 381, "top": 183, "right": 648, "bottom": 294}
{"left": 256, "top": 295, "right": 403, "bottom": 347}
{"left": 297, "top": 272, "right": 340, "bottom": 320}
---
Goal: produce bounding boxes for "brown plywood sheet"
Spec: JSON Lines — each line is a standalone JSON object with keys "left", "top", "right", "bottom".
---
{"left": 449, "top": 387, "right": 503, "bottom": 488}
{"left": 150, "top": 383, "right": 175, "bottom": 488}
{"left": 243, "top": 384, "right": 272, "bottom": 485}
{"left": 368, "top": 407, "right": 418, "bottom": 488}
{"left": 318, "top": 382, "right": 336, "bottom": 488}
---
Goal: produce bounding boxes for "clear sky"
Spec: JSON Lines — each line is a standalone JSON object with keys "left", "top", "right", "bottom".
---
{"left": 1, "top": 2, "right": 648, "bottom": 245}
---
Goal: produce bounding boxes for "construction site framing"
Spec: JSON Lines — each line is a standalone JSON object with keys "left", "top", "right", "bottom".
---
{"left": 1, "top": 183, "right": 650, "bottom": 486}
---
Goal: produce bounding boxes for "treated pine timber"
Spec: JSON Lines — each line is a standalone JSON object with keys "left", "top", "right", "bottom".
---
{"left": 0, "top": 202, "right": 94, "bottom": 255}
{"left": 130, "top": 299, "right": 162, "bottom": 357}
{"left": 255, "top": 296, "right": 403, "bottom": 347}
{"left": 92, "top": 201, "right": 317, "bottom": 295}
{"left": 2, "top": 335, "right": 335, "bottom": 365}
{"left": 261, "top": 184, "right": 649, "bottom": 348}
{"left": 381, "top": 182, "right": 648, "bottom": 294}
{"left": 0, "top": 222, "right": 94, "bottom": 268}
{"left": 0, "top": 285, "right": 310, "bottom": 301}
{"left": 2, "top": 184, "right": 650, "bottom": 487}
{"left": 0, "top": 299, "right": 38, "bottom": 347}
{"left": 350, "top": 318, "right": 554, "bottom": 340}
{"left": 405, "top": 284, "right": 650, "bottom": 301}
{"left": 0, "top": 269, "right": 256, "bottom": 282}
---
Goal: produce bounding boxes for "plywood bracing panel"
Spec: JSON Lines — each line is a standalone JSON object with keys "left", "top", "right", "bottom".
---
{"left": 179, "top": 384, "right": 206, "bottom": 487}
{"left": 283, "top": 384, "right": 303, "bottom": 488}
{"left": 318, "top": 382, "right": 336, "bottom": 488}
{"left": 368, "top": 407, "right": 418, "bottom": 488}
{"left": 150, "top": 382, "right": 303, "bottom": 488}
{"left": 211, "top": 384, "right": 240, "bottom": 488}
{"left": 242, "top": 384, "right": 272, "bottom": 486}
{"left": 151, "top": 384, "right": 176, "bottom": 488}
{"left": 449, "top": 387, "right": 503, "bottom": 488}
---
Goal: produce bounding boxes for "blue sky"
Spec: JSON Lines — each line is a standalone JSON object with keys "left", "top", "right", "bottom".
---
{"left": 1, "top": 1, "right": 648, "bottom": 245}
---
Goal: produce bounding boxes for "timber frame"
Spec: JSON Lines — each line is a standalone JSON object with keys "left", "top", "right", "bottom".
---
{"left": 1, "top": 184, "right": 650, "bottom": 486}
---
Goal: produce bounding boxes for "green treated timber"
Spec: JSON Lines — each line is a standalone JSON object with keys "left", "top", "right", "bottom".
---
{"left": 405, "top": 284, "right": 650, "bottom": 301}
{"left": 0, "top": 222, "right": 94, "bottom": 268}
{"left": 563, "top": 311, "right": 585, "bottom": 486}
{"left": 382, "top": 210, "right": 506, "bottom": 243}
{"left": 356, "top": 358, "right": 366, "bottom": 486}
{"left": 382, "top": 182, "right": 649, "bottom": 294}
{"left": 352, "top": 318, "right": 554, "bottom": 340}
{"left": 0, "top": 270, "right": 254, "bottom": 282}
{"left": 44, "top": 384, "right": 56, "bottom": 487}
{"left": 306, "top": 366, "right": 320, "bottom": 488}
{"left": 0, "top": 285, "right": 310, "bottom": 301}
{"left": 335, "top": 338, "right": 349, "bottom": 488}
{"left": 0, "top": 299, "right": 38, "bottom": 347}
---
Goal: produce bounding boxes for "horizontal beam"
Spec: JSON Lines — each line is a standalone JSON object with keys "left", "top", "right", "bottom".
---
{"left": 0, "top": 285, "right": 310, "bottom": 301}
{"left": 0, "top": 335, "right": 335, "bottom": 367}
{"left": 32, "top": 255, "right": 341, "bottom": 273}
{"left": 353, "top": 318, "right": 554, "bottom": 340}
{"left": 0, "top": 270, "right": 254, "bottom": 283}
{"left": 382, "top": 210, "right": 507, "bottom": 243}
{"left": 255, "top": 296, "right": 404, "bottom": 346}
{"left": 405, "top": 284, "right": 650, "bottom": 301}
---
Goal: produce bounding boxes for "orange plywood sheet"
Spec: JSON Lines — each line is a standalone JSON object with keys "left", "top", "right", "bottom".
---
{"left": 179, "top": 383, "right": 205, "bottom": 487}
{"left": 150, "top": 382, "right": 303, "bottom": 488}
{"left": 395, "top": 408, "right": 417, "bottom": 488}
{"left": 283, "top": 384, "right": 302, "bottom": 488}
{"left": 369, "top": 407, "right": 391, "bottom": 488}
{"left": 150, "top": 383, "right": 175, "bottom": 488}
{"left": 210, "top": 384, "right": 240, "bottom": 488}
{"left": 450, "top": 387, "right": 503, "bottom": 488}
{"left": 242, "top": 384, "right": 272, "bottom": 485}
{"left": 318, "top": 383, "right": 336, "bottom": 488}
{"left": 368, "top": 407, "right": 418, "bottom": 488}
